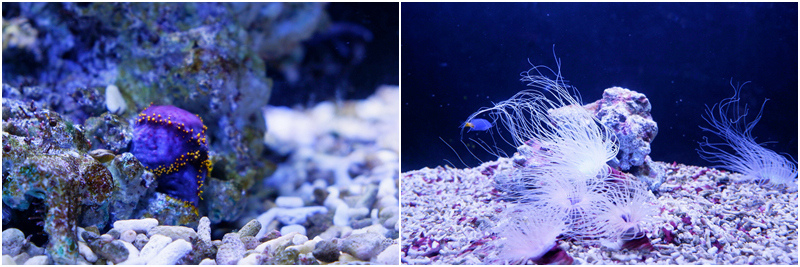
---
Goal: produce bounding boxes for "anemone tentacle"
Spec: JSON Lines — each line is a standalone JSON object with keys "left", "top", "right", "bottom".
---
{"left": 698, "top": 81, "right": 798, "bottom": 190}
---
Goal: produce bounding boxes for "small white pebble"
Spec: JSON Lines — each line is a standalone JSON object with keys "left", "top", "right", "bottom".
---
{"left": 114, "top": 218, "right": 159, "bottom": 233}
{"left": 120, "top": 230, "right": 137, "bottom": 243}
{"left": 280, "top": 224, "right": 306, "bottom": 236}
{"left": 23, "top": 255, "right": 49, "bottom": 265}
{"left": 198, "top": 217, "right": 211, "bottom": 244}
{"left": 286, "top": 238, "right": 320, "bottom": 255}
{"left": 13, "top": 253, "right": 30, "bottom": 265}
{"left": 291, "top": 234, "right": 308, "bottom": 245}
{"left": 2, "top": 255, "right": 14, "bottom": 265}
{"left": 371, "top": 208, "right": 379, "bottom": 222}
{"left": 675, "top": 255, "right": 685, "bottom": 265}
{"left": 105, "top": 84, "right": 127, "bottom": 114}
{"left": 255, "top": 233, "right": 297, "bottom": 254}
{"left": 237, "top": 254, "right": 261, "bottom": 265}
{"left": 147, "top": 239, "right": 192, "bottom": 265}
{"left": 100, "top": 234, "right": 114, "bottom": 242}
{"left": 199, "top": 258, "right": 217, "bottom": 265}
{"left": 138, "top": 234, "right": 173, "bottom": 264}
{"left": 333, "top": 203, "right": 350, "bottom": 227}
{"left": 708, "top": 246, "right": 718, "bottom": 254}
{"left": 79, "top": 241, "right": 97, "bottom": 262}
{"left": 275, "top": 196, "right": 305, "bottom": 208}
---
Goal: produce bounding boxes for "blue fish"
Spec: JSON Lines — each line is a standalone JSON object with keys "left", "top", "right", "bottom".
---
{"left": 462, "top": 118, "right": 493, "bottom": 132}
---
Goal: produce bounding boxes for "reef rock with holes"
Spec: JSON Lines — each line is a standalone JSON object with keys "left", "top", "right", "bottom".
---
{"left": 584, "top": 87, "right": 664, "bottom": 190}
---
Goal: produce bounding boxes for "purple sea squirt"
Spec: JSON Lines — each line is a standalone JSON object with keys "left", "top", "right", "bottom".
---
{"left": 131, "top": 105, "right": 212, "bottom": 208}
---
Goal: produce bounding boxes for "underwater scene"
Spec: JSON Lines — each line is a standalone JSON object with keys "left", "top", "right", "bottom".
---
{"left": 401, "top": 2, "right": 798, "bottom": 265}
{"left": 2, "top": 2, "right": 399, "bottom": 265}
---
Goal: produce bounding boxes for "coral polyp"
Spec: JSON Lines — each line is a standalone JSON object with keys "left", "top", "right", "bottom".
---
{"left": 131, "top": 105, "right": 212, "bottom": 206}
{"left": 698, "top": 81, "right": 798, "bottom": 190}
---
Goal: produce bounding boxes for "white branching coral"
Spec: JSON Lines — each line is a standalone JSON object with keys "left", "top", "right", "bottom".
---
{"left": 698, "top": 81, "right": 798, "bottom": 191}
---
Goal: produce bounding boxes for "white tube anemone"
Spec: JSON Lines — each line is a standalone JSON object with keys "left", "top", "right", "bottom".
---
{"left": 541, "top": 105, "right": 616, "bottom": 179}
{"left": 494, "top": 203, "right": 567, "bottom": 263}
{"left": 536, "top": 176, "right": 610, "bottom": 240}
{"left": 698, "top": 81, "right": 798, "bottom": 190}
{"left": 594, "top": 177, "right": 658, "bottom": 242}
{"left": 463, "top": 63, "right": 618, "bottom": 180}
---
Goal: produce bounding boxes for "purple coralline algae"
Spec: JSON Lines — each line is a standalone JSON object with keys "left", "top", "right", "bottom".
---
{"left": 132, "top": 105, "right": 211, "bottom": 208}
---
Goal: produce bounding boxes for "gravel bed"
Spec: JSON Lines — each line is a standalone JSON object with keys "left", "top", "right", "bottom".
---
{"left": 401, "top": 159, "right": 798, "bottom": 264}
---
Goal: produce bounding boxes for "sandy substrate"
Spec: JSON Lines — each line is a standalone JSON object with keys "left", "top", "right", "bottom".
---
{"left": 401, "top": 159, "right": 798, "bottom": 264}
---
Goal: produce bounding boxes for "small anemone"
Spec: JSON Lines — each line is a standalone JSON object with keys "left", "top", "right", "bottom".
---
{"left": 518, "top": 175, "right": 610, "bottom": 240}
{"left": 698, "top": 80, "right": 798, "bottom": 191}
{"left": 594, "top": 177, "right": 658, "bottom": 242}
{"left": 494, "top": 203, "right": 568, "bottom": 264}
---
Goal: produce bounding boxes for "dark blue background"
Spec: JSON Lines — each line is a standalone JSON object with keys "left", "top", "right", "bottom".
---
{"left": 401, "top": 2, "right": 798, "bottom": 171}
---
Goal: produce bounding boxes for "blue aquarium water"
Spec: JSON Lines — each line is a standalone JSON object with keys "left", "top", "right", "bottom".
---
{"left": 401, "top": 2, "right": 798, "bottom": 172}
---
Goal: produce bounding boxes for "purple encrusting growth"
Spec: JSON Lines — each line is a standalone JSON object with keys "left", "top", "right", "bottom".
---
{"left": 131, "top": 105, "right": 211, "bottom": 207}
